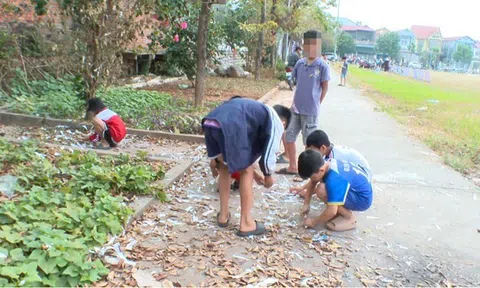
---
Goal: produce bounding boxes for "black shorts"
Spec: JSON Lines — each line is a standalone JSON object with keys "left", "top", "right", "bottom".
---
{"left": 102, "top": 125, "right": 117, "bottom": 147}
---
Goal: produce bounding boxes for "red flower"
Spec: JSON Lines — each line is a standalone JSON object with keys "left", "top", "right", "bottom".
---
{"left": 173, "top": 34, "right": 180, "bottom": 42}
{"left": 180, "top": 21, "right": 188, "bottom": 30}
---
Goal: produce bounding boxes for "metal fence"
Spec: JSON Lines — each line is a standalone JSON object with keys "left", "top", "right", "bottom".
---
{"left": 390, "top": 65, "right": 431, "bottom": 82}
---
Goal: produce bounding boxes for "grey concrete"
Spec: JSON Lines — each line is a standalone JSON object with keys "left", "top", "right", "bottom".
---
{"left": 267, "top": 72, "right": 480, "bottom": 284}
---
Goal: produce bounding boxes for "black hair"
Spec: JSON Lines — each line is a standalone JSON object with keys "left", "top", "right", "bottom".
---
{"left": 342, "top": 56, "right": 347, "bottom": 60}
{"left": 306, "top": 130, "right": 330, "bottom": 149}
{"left": 230, "top": 95, "right": 243, "bottom": 100}
{"left": 86, "top": 98, "right": 106, "bottom": 114}
{"left": 298, "top": 150, "right": 325, "bottom": 179}
{"left": 304, "top": 30, "right": 322, "bottom": 40}
{"left": 272, "top": 104, "right": 292, "bottom": 128}
{"left": 295, "top": 46, "right": 302, "bottom": 51}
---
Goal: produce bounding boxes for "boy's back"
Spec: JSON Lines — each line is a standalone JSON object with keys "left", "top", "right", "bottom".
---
{"left": 327, "top": 145, "right": 371, "bottom": 180}
{"left": 324, "top": 159, "right": 372, "bottom": 211}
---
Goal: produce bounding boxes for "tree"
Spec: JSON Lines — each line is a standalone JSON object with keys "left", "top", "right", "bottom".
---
{"left": 453, "top": 44, "right": 473, "bottom": 65}
{"left": 376, "top": 32, "right": 401, "bottom": 60}
{"left": 337, "top": 32, "right": 355, "bottom": 57}
{"left": 408, "top": 42, "right": 416, "bottom": 54}
{"left": 29, "top": 0, "right": 155, "bottom": 99}
{"left": 194, "top": 0, "right": 211, "bottom": 106}
{"left": 255, "top": 0, "right": 266, "bottom": 80}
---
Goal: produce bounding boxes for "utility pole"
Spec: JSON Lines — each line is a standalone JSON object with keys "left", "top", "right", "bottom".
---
{"left": 333, "top": 0, "right": 340, "bottom": 57}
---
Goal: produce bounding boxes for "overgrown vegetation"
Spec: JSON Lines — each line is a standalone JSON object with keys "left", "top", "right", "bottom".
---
{"left": 0, "top": 75, "right": 217, "bottom": 134}
{"left": 0, "top": 139, "right": 165, "bottom": 286}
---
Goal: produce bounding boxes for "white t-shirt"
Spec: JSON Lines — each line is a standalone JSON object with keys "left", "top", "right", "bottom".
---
{"left": 326, "top": 145, "right": 372, "bottom": 181}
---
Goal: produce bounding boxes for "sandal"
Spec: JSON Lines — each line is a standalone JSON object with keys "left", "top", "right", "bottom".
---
{"left": 217, "top": 212, "right": 231, "bottom": 228}
{"left": 276, "top": 167, "right": 298, "bottom": 175}
{"left": 236, "top": 221, "right": 267, "bottom": 237}
{"left": 325, "top": 216, "right": 357, "bottom": 232}
{"left": 276, "top": 155, "right": 289, "bottom": 164}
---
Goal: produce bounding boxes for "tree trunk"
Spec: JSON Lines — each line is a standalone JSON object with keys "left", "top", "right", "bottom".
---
{"left": 282, "top": 33, "right": 288, "bottom": 61}
{"left": 194, "top": 0, "right": 210, "bottom": 107}
{"left": 254, "top": 0, "right": 266, "bottom": 80}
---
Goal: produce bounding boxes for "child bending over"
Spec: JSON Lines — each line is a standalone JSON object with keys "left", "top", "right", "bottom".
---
{"left": 85, "top": 98, "right": 126, "bottom": 148}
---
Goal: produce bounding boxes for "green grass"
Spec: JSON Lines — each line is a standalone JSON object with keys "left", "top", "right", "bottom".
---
{"left": 347, "top": 66, "right": 480, "bottom": 174}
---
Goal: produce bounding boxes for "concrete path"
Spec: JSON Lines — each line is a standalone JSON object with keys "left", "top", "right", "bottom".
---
{"left": 267, "top": 71, "right": 480, "bottom": 285}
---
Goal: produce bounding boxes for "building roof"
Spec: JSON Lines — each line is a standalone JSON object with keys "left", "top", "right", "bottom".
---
{"left": 338, "top": 17, "right": 357, "bottom": 26}
{"left": 342, "top": 25, "right": 374, "bottom": 32}
{"left": 411, "top": 25, "right": 441, "bottom": 39}
{"left": 443, "top": 36, "right": 476, "bottom": 43}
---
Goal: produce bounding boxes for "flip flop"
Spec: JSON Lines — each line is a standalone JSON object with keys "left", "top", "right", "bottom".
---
{"left": 217, "top": 212, "right": 231, "bottom": 228}
{"left": 276, "top": 167, "right": 298, "bottom": 175}
{"left": 276, "top": 155, "right": 289, "bottom": 164}
{"left": 236, "top": 221, "right": 266, "bottom": 237}
{"left": 325, "top": 215, "right": 357, "bottom": 232}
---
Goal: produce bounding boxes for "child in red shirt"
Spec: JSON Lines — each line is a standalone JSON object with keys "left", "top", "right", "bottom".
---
{"left": 85, "top": 98, "right": 127, "bottom": 148}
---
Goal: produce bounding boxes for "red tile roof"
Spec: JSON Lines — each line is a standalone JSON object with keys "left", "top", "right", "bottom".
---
{"left": 342, "top": 25, "right": 374, "bottom": 32}
{"left": 411, "top": 25, "right": 441, "bottom": 40}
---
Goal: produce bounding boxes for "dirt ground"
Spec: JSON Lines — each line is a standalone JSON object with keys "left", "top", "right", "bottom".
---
{"left": 142, "top": 76, "right": 279, "bottom": 102}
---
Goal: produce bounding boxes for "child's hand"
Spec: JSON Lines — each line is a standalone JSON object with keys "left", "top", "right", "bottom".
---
{"left": 290, "top": 186, "right": 305, "bottom": 195}
{"left": 263, "top": 175, "right": 274, "bottom": 188}
{"left": 300, "top": 204, "right": 310, "bottom": 217}
{"left": 304, "top": 217, "right": 317, "bottom": 228}
{"left": 209, "top": 159, "right": 219, "bottom": 178}
{"left": 253, "top": 170, "right": 265, "bottom": 185}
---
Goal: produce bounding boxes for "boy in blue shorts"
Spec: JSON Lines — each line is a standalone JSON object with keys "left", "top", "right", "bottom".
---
{"left": 297, "top": 149, "right": 373, "bottom": 231}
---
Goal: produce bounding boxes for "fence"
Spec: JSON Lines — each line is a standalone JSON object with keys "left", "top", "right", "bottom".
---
{"left": 390, "top": 65, "right": 431, "bottom": 82}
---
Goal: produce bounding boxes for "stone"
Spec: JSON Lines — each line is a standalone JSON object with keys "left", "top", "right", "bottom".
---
{"left": 227, "top": 65, "right": 245, "bottom": 78}
{"left": 214, "top": 65, "right": 228, "bottom": 77}
{"left": 243, "top": 71, "right": 252, "bottom": 79}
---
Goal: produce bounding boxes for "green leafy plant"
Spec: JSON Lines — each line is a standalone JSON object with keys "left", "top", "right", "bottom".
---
{"left": 0, "top": 138, "right": 166, "bottom": 286}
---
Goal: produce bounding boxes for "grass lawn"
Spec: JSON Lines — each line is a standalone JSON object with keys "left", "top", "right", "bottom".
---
{"left": 346, "top": 66, "right": 480, "bottom": 175}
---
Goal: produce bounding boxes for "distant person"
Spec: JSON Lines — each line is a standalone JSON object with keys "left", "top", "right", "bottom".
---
{"left": 85, "top": 98, "right": 126, "bottom": 149}
{"left": 277, "top": 30, "right": 330, "bottom": 175}
{"left": 290, "top": 130, "right": 372, "bottom": 198}
{"left": 339, "top": 56, "right": 348, "bottom": 86}
{"left": 298, "top": 150, "right": 373, "bottom": 231}
{"left": 287, "top": 46, "right": 302, "bottom": 68}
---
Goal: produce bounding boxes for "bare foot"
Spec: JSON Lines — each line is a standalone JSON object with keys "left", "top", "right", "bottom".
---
{"left": 325, "top": 215, "right": 357, "bottom": 231}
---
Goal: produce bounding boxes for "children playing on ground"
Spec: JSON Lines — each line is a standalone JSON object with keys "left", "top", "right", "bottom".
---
{"left": 290, "top": 130, "right": 372, "bottom": 197}
{"left": 277, "top": 30, "right": 330, "bottom": 176}
{"left": 297, "top": 149, "right": 373, "bottom": 231}
{"left": 203, "top": 96, "right": 291, "bottom": 237}
{"left": 85, "top": 98, "right": 126, "bottom": 148}
{"left": 339, "top": 56, "right": 348, "bottom": 86}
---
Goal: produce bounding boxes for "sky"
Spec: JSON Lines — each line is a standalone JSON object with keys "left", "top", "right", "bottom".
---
{"left": 326, "top": 0, "right": 480, "bottom": 41}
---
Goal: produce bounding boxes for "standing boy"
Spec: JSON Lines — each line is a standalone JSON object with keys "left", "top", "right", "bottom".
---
{"left": 203, "top": 97, "right": 291, "bottom": 237}
{"left": 291, "top": 130, "right": 372, "bottom": 197}
{"left": 277, "top": 30, "right": 330, "bottom": 175}
{"left": 298, "top": 150, "right": 373, "bottom": 231}
{"left": 339, "top": 56, "right": 348, "bottom": 86}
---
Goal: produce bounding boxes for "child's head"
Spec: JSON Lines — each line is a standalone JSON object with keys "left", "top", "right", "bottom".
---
{"left": 273, "top": 104, "right": 292, "bottom": 129}
{"left": 298, "top": 149, "right": 328, "bottom": 182}
{"left": 342, "top": 56, "right": 347, "bottom": 62}
{"left": 295, "top": 46, "right": 302, "bottom": 54}
{"left": 303, "top": 30, "right": 322, "bottom": 59}
{"left": 306, "top": 130, "right": 331, "bottom": 156}
{"left": 86, "top": 98, "right": 106, "bottom": 114}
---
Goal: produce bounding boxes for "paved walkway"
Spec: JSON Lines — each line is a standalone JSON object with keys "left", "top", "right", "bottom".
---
{"left": 267, "top": 71, "right": 480, "bottom": 285}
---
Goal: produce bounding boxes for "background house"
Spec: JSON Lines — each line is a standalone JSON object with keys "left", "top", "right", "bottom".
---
{"left": 442, "top": 36, "right": 476, "bottom": 65}
{"left": 341, "top": 22, "right": 376, "bottom": 59}
{"left": 375, "top": 28, "right": 390, "bottom": 41}
{"left": 471, "top": 41, "right": 480, "bottom": 71}
{"left": 411, "top": 25, "right": 442, "bottom": 52}
{"left": 396, "top": 28, "right": 418, "bottom": 62}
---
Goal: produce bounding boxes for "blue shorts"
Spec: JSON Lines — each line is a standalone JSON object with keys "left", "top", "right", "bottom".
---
{"left": 344, "top": 188, "right": 372, "bottom": 212}
{"left": 204, "top": 127, "right": 227, "bottom": 163}
{"left": 341, "top": 71, "right": 347, "bottom": 78}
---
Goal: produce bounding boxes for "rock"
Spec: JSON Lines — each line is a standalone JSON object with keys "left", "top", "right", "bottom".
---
{"left": 227, "top": 65, "right": 245, "bottom": 78}
{"left": 133, "top": 270, "right": 162, "bottom": 288}
{"left": 214, "top": 65, "right": 228, "bottom": 77}
{"left": 243, "top": 71, "right": 252, "bottom": 79}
